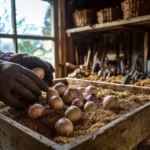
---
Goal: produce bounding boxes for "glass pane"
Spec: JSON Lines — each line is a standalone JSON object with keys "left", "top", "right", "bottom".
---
{"left": 0, "top": 0, "right": 13, "bottom": 34}
{"left": 0, "top": 38, "right": 14, "bottom": 53}
{"left": 18, "top": 39, "right": 55, "bottom": 66}
{"left": 16, "top": 0, "right": 53, "bottom": 37}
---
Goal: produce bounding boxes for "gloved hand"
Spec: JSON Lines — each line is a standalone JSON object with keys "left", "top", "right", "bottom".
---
{"left": 9, "top": 54, "right": 55, "bottom": 86}
{"left": 0, "top": 61, "right": 48, "bottom": 109}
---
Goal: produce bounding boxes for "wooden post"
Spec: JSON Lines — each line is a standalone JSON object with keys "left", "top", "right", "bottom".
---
{"left": 57, "top": 0, "right": 66, "bottom": 78}
{"left": 144, "top": 31, "right": 149, "bottom": 73}
{"left": 75, "top": 46, "right": 79, "bottom": 66}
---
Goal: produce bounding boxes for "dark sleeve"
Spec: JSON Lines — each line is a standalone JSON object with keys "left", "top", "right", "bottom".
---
{"left": 0, "top": 51, "right": 14, "bottom": 61}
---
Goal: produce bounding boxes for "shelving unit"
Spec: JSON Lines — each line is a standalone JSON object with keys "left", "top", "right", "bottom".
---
{"left": 66, "top": 15, "right": 150, "bottom": 36}
{"left": 66, "top": 15, "right": 150, "bottom": 73}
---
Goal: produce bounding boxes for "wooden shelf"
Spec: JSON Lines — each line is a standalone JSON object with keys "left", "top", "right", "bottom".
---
{"left": 66, "top": 15, "right": 150, "bottom": 36}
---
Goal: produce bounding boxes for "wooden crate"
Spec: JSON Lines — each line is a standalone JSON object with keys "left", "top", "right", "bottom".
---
{"left": 1, "top": 78, "right": 150, "bottom": 150}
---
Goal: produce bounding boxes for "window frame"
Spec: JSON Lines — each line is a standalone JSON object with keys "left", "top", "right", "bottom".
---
{"left": 0, "top": 0, "right": 66, "bottom": 78}
{"left": 0, "top": 0, "right": 56, "bottom": 53}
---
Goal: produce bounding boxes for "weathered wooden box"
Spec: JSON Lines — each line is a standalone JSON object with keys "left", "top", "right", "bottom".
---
{"left": 1, "top": 78, "right": 150, "bottom": 150}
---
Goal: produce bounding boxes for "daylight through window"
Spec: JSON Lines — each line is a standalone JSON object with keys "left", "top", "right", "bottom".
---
{"left": 0, "top": 0, "right": 55, "bottom": 66}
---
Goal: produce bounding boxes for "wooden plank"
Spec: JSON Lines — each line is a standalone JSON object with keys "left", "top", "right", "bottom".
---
{"left": 0, "top": 114, "right": 62, "bottom": 150}
{"left": 53, "top": 0, "right": 59, "bottom": 78}
{"left": 0, "top": 34, "right": 56, "bottom": 41}
{"left": 66, "top": 15, "right": 150, "bottom": 35}
{"left": 144, "top": 32, "right": 149, "bottom": 73}
{"left": 66, "top": 102, "right": 150, "bottom": 150}
{"left": 65, "top": 78, "right": 150, "bottom": 94}
{"left": 57, "top": 0, "right": 67, "bottom": 77}
{"left": 11, "top": 0, "right": 18, "bottom": 53}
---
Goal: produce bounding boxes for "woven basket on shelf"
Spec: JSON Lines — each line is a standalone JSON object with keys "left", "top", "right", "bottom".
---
{"left": 73, "top": 9, "right": 97, "bottom": 27}
{"left": 97, "top": 9, "right": 107, "bottom": 24}
{"left": 121, "top": 0, "right": 150, "bottom": 19}
{"left": 107, "top": 7, "right": 123, "bottom": 22}
{"left": 97, "top": 7, "right": 122, "bottom": 24}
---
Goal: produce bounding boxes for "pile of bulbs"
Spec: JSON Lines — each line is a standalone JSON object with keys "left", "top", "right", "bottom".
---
{"left": 28, "top": 67, "right": 120, "bottom": 136}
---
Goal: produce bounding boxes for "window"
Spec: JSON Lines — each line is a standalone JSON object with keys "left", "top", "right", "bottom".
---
{"left": 0, "top": 0, "right": 55, "bottom": 66}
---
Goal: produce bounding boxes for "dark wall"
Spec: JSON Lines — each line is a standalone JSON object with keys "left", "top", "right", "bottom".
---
{"left": 67, "top": 0, "right": 123, "bottom": 10}
{"left": 65, "top": 0, "right": 124, "bottom": 28}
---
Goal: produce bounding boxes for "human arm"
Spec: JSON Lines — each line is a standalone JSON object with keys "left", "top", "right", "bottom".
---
{"left": 0, "top": 60, "right": 48, "bottom": 109}
{"left": 0, "top": 51, "right": 55, "bottom": 86}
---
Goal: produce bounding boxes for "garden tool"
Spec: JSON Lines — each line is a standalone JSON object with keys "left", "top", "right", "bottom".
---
{"left": 122, "top": 55, "right": 145, "bottom": 84}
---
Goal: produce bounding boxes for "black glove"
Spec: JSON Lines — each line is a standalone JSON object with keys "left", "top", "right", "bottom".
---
{"left": 9, "top": 54, "right": 55, "bottom": 86}
{"left": 0, "top": 61, "right": 48, "bottom": 109}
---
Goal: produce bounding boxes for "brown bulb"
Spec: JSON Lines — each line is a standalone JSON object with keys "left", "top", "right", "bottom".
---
{"left": 28, "top": 104, "right": 44, "bottom": 119}
{"left": 55, "top": 118, "right": 73, "bottom": 135}
{"left": 63, "top": 88, "right": 84, "bottom": 104}
{"left": 48, "top": 96, "right": 64, "bottom": 110}
{"left": 71, "top": 98, "right": 84, "bottom": 108}
{"left": 86, "top": 85, "right": 97, "bottom": 95}
{"left": 54, "top": 82, "right": 67, "bottom": 97}
{"left": 65, "top": 106, "right": 82, "bottom": 122}
{"left": 103, "top": 95, "right": 119, "bottom": 110}
{"left": 84, "top": 101, "right": 97, "bottom": 112}
{"left": 39, "top": 94, "right": 46, "bottom": 101}
{"left": 46, "top": 89, "right": 59, "bottom": 101}
{"left": 32, "top": 68, "right": 45, "bottom": 79}
{"left": 85, "top": 93, "right": 98, "bottom": 102}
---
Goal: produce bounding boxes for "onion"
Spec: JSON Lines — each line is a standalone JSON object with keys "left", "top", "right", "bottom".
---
{"left": 86, "top": 85, "right": 97, "bottom": 95}
{"left": 55, "top": 118, "right": 73, "bottom": 136}
{"left": 84, "top": 101, "right": 97, "bottom": 112}
{"left": 63, "top": 88, "right": 84, "bottom": 104}
{"left": 71, "top": 98, "right": 84, "bottom": 108}
{"left": 39, "top": 94, "right": 46, "bottom": 101}
{"left": 65, "top": 106, "right": 82, "bottom": 122}
{"left": 28, "top": 104, "right": 44, "bottom": 119}
{"left": 78, "top": 87, "right": 86, "bottom": 93}
{"left": 46, "top": 89, "right": 59, "bottom": 101}
{"left": 83, "top": 93, "right": 88, "bottom": 99}
{"left": 54, "top": 82, "right": 67, "bottom": 97}
{"left": 39, "top": 92, "right": 46, "bottom": 101}
{"left": 48, "top": 96, "right": 64, "bottom": 110}
{"left": 103, "top": 95, "right": 119, "bottom": 110}
{"left": 85, "top": 93, "right": 98, "bottom": 102}
{"left": 32, "top": 68, "right": 45, "bottom": 79}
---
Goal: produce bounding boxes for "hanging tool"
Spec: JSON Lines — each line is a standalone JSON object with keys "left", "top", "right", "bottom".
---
{"left": 85, "top": 47, "right": 91, "bottom": 72}
{"left": 122, "top": 55, "right": 145, "bottom": 84}
{"left": 66, "top": 62, "right": 78, "bottom": 70}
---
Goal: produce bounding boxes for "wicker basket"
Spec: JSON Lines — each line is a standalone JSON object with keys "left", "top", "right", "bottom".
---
{"left": 97, "top": 7, "right": 122, "bottom": 24}
{"left": 121, "top": 0, "right": 149, "bottom": 19}
{"left": 73, "top": 9, "right": 97, "bottom": 27}
{"left": 97, "top": 9, "right": 107, "bottom": 24}
{"left": 107, "top": 7, "right": 123, "bottom": 22}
